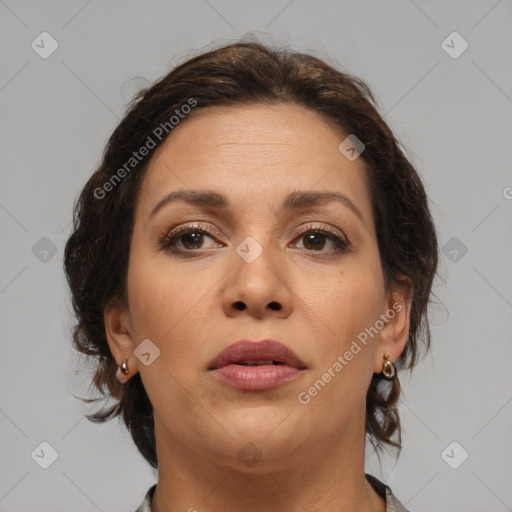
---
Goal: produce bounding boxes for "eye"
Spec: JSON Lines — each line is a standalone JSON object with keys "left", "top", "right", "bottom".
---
{"left": 159, "top": 223, "right": 221, "bottom": 254}
{"left": 291, "top": 224, "right": 351, "bottom": 255}
{"left": 159, "top": 222, "right": 352, "bottom": 257}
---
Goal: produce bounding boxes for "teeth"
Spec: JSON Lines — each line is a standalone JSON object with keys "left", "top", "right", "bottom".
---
{"left": 236, "top": 360, "right": 281, "bottom": 366}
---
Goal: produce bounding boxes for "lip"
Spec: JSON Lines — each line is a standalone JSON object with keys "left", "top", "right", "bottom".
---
{"left": 208, "top": 339, "right": 307, "bottom": 391}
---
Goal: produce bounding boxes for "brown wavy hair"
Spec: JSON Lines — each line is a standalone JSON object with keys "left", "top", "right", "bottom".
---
{"left": 63, "top": 40, "right": 440, "bottom": 469}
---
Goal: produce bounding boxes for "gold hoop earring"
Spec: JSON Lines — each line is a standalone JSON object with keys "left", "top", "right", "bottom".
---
{"left": 381, "top": 353, "right": 396, "bottom": 379}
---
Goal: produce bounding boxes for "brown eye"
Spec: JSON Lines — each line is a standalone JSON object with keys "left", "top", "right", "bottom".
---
{"left": 181, "top": 231, "right": 207, "bottom": 250}
{"left": 302, "top": 232, "right": 329, "bottom": 251}
{"left": 159, "top": 224, "right": 220, "bottom": 254}
{"left": 292, "top": 225, "right": 351, "bottom": 255}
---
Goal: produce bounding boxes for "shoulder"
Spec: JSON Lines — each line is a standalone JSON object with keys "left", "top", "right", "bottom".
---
{"left": 134, "top": 483, "right": 157, "bottom": 512}
{"left": 365, "top": 473, "right": 410, "bottom": 512}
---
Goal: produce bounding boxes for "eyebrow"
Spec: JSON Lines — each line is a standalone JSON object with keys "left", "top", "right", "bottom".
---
{"left": 149, "top": 189, "right": 366, "bottom": 226}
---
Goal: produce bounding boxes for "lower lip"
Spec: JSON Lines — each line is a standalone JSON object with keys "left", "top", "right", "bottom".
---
{"left": 211, "top": 364, "right": 303, "bottom": 391}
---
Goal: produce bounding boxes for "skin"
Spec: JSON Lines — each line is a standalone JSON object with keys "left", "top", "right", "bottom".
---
{"left": 105, "top": 103, "right": 412, "bottom": 512}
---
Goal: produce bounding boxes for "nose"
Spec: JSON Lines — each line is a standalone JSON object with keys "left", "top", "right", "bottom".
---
{"left": 222, "top": 240, "right": 293, "bottom": 319}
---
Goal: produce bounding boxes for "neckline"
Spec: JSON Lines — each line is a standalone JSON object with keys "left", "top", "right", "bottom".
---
{"left": 145, "top": 473, "right": 390, "bottom": 508}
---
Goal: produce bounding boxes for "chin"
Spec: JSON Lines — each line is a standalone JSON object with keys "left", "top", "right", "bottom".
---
{"left": 227, "top": 404, "right": 296, "bottom": 435}
{"left": 222, "top": 411, "right": 307, "bottom": 459}
{"left": 209, "top": 436, "right": 305, "bottom": 475}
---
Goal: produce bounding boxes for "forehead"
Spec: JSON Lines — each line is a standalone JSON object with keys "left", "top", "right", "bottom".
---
{"left": 137, "top": 103, "right": 373, "bottom": 231}
{"left": 150, "top": 102, "right": 347, "bottom": 163}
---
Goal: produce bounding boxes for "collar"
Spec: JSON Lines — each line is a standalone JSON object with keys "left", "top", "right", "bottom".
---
{"left": 135, "top": 473, "right": 409, "bottom": 511}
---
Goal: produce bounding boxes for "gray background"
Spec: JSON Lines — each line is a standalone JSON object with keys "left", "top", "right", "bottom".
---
{"left": 1, "top": 1, "right": 511, "bottom": 511}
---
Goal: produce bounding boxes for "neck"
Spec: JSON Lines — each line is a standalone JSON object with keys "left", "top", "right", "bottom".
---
{"left": 151, "top": 404, "right": 386, "bottom": 512}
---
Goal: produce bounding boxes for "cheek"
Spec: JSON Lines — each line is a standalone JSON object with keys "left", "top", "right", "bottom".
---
{"left": 295, "top": 255, "right": 383, "bottom": 408}
{"left": 126, "top": 246, "right": 218, "bottom": 376}
{"left": 304, "top": 255, "right": 384, "bottom": 347}
{"left": 126, "top": 242, "right": 195, "bottom": 337}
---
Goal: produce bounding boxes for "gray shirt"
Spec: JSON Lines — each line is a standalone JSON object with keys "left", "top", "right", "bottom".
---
{"left": 135, "top": 473, "right": 409, "bottom": 511}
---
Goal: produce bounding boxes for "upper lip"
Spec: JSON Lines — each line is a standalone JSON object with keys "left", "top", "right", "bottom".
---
{"left": 208, "top": 340, "right": 307, "bottom": 370}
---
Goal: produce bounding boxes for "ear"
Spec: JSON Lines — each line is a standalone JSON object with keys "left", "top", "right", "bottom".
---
{"left": 104, "top": 299, "right": 139, "bottom": 382}
{"left": 373, "top": 276, "right": 413, "bottom": 374}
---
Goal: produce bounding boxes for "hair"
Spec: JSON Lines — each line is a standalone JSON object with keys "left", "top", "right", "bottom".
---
{"left": 63, "top": 40, "right": 440, "bottom": 469}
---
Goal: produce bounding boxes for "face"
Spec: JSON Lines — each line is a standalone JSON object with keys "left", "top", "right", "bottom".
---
{"left": 106, "top": 102, "right": 410, "bottom": 472}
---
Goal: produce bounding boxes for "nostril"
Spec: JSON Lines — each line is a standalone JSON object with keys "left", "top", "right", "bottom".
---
{"left": 233, "top": 301, "right": 281, "bottom": 311}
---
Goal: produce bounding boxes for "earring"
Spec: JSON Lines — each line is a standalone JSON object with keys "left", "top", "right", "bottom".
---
{"left": 115, "top": 359, "right": 129, "bottom": 384}
{"left": 381, "top": 354, "right": 396, "bottom": 379}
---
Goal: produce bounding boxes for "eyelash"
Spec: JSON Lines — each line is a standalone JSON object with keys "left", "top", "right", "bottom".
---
{"left": 159, "top": 222, "right": 352, "bottom": 257}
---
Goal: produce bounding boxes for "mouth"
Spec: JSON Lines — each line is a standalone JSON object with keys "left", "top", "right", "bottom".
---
{"left": 208, "top": 339, "right": 306, "bottom": 391}
{"left": 208, "top": 339, "right": 306, "bottom": 370}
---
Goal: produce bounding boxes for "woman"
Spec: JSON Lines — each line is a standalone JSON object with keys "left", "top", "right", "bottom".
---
{"left": 64, "top": 41, "right": 439, "bottom": 512}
